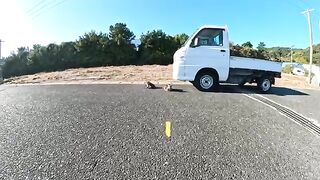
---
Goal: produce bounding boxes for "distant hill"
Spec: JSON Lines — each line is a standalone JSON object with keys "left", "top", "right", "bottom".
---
{"left": 230, "top": 41, "right": 319, "bottom": 64}
{"left": 266, "top": 44, "right": 320, "bottom": 65}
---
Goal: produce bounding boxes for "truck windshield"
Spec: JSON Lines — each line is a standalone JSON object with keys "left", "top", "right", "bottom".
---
{"left": 182, "top": 29, "right": 198, "bottom": 47}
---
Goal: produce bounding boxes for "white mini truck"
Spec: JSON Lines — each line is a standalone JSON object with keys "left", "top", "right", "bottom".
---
{"left": 173, "top": 25, "right": 282, "bottom": 92}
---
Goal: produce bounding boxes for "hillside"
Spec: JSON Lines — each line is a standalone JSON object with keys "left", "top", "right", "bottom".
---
{"left": 231, "top": 42, "right": 320, "bottom": 64}
{"left": 266, "top": 44, "right": 320, "bottom": 64}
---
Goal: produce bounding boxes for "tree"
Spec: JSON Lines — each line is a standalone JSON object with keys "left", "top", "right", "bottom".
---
{"left": 230, "top": 43, "right": 243, "bottom": 57}
{"left": 239, "top": 46, "right": 257, "bottom": 58}
{"left": 257, "top": 42, "right": 266, "bottom": 51}
{"left": 109, "top": 23, "right": 135, "bottom": 45}
{"left": 242, "top": 41, "right": 253, "bottom": 48}
{"left": 28, "top": 44, "right": 49, "bottom": 73}
{"left": 75, "top": 31, "right": 111, "bottom": 67}
{"left": 230, "top": 41, "right": 269, "bottom": 60}
{"left": 174, "top": 33, "right": 189, "bottom": 47}
{"left": 58, "top": 42, "right": 78, "bottom": 69}
{"left": 267, "top": 47, "right": 290, "bottom": 61}
{"left": 256, "top": 42, "right": 269, "bottom": 59}
{"left": 2, "top": 47, "right": 30, "bottom": 78}
{"left": 108, "top": 23, "right": 137, "bottom": 65}
{"left": 138, "top": 30, "right": 178, "bottom": 65}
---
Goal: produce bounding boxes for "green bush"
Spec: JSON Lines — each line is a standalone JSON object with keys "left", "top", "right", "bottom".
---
{"left": 282, "top": 65, "right": 293, "bottom": 74}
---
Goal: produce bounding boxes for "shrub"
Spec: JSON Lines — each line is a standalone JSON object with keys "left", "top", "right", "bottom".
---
{"left": 282, "top": 65, "right": 293, "bottom": 74}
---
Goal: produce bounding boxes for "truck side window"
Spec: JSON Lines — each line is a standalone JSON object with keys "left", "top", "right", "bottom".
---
{"left": 191, "top": 28, "right": 223, "bottom": 47}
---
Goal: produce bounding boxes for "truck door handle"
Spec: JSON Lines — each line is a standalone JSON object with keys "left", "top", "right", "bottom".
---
{"left": 220, "top": 50, "right": 226, "bottom": 52}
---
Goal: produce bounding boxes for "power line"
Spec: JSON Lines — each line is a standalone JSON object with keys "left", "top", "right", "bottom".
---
{"left": 27, "top": 0, "right": 54, "bottom": 16}
{"left": 25, "top": 0, "right": 48, "bottom": 14}
{"left": 28, "top": 0, "right": 57, "bottom": 17}
{"left": 30, "top": 0, "right": 68, "bottom": 19}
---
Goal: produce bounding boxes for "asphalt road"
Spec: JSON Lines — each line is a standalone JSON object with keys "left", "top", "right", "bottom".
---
{"left": 263, "top": 88, "right": 320, "bottom": 122}
{"left": 0, "top": 84, "right": 319, "bottom": 179}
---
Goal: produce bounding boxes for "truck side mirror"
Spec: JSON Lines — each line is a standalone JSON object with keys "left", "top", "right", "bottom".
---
{"left": 191, "top": 38, "right": 199, "bottom": 48}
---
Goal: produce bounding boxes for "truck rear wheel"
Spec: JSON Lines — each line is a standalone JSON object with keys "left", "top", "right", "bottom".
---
{"left": 257, "top": 76, "right": 272, "bottom": 93}
{"left": 194, "top": 72, "right": 219, "bottom": 92}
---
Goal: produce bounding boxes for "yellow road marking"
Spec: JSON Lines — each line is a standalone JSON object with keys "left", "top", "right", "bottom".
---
{"left": 165, "top": 121, "right": 172, "bottom": 138}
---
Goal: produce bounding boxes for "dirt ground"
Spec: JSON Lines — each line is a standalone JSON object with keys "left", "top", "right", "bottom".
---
{"left": 2, "top": 65, "right": 319, "bottom": 90}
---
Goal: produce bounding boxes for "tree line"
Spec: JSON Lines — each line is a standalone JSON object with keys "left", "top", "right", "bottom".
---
{"left": 231, "top": 41, "right": 320, "bottom": 65}
{"left": 1, "top": 23, "right": 189, "bottom": 78}
{"left": 1, "top": 22, "right": 319, "bottom": 78}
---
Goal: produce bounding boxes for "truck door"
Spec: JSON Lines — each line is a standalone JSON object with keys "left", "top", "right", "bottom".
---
{"left": 185, "top": 28, "right": 230, "bottom": 81}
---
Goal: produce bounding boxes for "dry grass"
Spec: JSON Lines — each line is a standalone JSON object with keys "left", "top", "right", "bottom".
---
{"left": 275, "top": 73, "right": 314, "bottom": 89}
{"left": 3, "top": 65, "right": 319, "bottom": 89}
{"left": 4, "top": 65, "right": 180, "bottom": 85}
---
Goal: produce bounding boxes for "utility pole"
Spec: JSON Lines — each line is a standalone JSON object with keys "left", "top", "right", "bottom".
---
{"left": 290, "top": 45, "right": 294, "bottom": 63}
{"left": 302, "top": 9, "right": 314, "bottom": 84}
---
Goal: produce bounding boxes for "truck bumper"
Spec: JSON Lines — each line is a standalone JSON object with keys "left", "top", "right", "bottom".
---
{"left": 173, "top": 63, "right": 199, "bottom": 81}
{"left": 172, "top": 61, "right": 185, "bottom": 80}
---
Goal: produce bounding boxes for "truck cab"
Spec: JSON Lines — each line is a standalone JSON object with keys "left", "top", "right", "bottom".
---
{"left": 173, "top": 25, "right": 282, "bottom": 92}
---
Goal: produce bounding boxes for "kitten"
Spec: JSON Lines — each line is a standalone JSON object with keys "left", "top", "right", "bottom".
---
{"left": 163, "top": 84, "right": 172, "bottom": 91}
{"left": 145, "top": 81, "right": 156, "bottom": 89}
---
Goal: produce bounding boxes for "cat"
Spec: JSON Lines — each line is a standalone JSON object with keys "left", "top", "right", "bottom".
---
{"left": 145, "top": 81, "right": 156, "bottom": 89}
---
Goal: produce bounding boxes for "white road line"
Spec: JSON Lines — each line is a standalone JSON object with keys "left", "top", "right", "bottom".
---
{"left": 242, "top": 93, "right": 320, "bottom": 137}
{"left": 242, "top": 94, "right": 278, "bottom": 111}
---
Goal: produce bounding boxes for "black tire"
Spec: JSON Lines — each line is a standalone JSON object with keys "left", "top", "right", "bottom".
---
{"left": 193, "top": 71, "right": 219, "bottom": 92}
{"left": 257, "top": 76, "right": 272, "bottom": 93}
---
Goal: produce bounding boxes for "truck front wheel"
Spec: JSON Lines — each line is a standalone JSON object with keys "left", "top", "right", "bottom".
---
{"left": 257, "top": 76, "right": 272, "bottom": 93}
{"left": 194, "top": 72, "right": 219, "bottom": 92}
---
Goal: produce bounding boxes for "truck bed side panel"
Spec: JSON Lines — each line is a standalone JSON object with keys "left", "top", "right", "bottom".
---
{"left": 230, "top": 56, "right": 282, "bottom": 73}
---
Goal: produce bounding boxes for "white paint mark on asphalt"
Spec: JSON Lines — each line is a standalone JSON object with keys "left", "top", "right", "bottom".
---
{"left": 243, "top": 94, "right": 277, "bottom": 111}
{"left": 243, "top": 93, "right": 320, "bottom": 136}
{"left": 310, "top": 118, "right": 320, "bottom": 128}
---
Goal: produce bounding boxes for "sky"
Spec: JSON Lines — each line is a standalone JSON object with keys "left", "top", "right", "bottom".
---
{"left": 0, "top": 0, "right": 320, "bottom": 57}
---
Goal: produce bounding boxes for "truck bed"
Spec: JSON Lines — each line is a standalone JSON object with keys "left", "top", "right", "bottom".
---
{"left": 230, "top": 56, "right": 282, "bottom": 73}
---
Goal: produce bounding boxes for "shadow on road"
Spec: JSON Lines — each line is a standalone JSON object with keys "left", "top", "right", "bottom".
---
{"left": 170, "top": 88, "right": 186, "bottom": 93}
{"left": 146, "top": 86, "right": 187, "bottom": 92}
{"left": 216, "top": 85, "right": 309, "bottom": 96}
